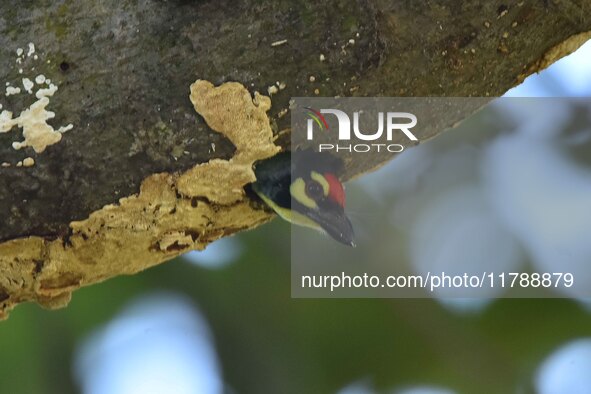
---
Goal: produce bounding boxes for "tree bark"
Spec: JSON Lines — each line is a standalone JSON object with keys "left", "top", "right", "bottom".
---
{"left": 0, "top": 0, "right": 590, "bottom": 318}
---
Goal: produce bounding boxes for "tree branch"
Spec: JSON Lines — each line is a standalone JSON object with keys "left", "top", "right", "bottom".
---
{"left": 1, "top": 0, "right": 590, "bottom": 318}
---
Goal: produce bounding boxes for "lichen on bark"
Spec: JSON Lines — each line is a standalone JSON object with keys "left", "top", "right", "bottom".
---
{"left": 0, "top": 80, "right": 278, "bottom": 319}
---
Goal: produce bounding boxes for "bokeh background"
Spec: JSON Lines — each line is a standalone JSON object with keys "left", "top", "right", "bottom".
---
{"left": 1, "top": 40, "right": 591, "bottom": 394}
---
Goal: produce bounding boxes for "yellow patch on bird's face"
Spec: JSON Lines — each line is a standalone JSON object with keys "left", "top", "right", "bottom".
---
{"left": 290, "top": 177, "right": 318, "bottom": 209}
{"left": 310, "top": 171, "right": 329, "bottom": 196}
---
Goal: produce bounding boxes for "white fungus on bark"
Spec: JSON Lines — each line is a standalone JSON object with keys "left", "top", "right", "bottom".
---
{"left": 27, "top": 43, "right": 35, "bottom": 57}
{"left": 22, "top": 78, "right": 34, "bottom": 94}
{"left": 1, "top": 43, "right": 74, "bottom": 155}
{"left": 5, "top": 86, "right": 21, "bottom": 96}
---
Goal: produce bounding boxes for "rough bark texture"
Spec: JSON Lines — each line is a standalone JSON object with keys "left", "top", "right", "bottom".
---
{"left": 0, "top": 0, "right": 590, "bottom": 318}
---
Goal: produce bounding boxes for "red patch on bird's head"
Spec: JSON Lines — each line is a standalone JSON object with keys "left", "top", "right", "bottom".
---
{"left": 323, "top": 173, "right": 345, "bottom": 207}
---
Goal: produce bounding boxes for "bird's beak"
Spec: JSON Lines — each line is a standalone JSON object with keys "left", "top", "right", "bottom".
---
{"left": 308, "top": 206, "right": 356, "bottom": 247}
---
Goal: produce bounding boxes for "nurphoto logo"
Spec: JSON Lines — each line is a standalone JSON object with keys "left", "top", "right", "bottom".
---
{"left": 305, "top": 107, "right": 419, "bottom": 153}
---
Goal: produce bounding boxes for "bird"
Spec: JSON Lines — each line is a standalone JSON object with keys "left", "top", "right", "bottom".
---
{"left": 252, "top": 150, "right": 355, "bottom": 247}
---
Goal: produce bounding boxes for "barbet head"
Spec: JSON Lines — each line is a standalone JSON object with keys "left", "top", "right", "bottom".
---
{"left": 253, "top": 151, "right": 355, "bottom": 247}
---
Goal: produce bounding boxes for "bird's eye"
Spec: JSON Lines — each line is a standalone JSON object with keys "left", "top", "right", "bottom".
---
{"left": 305, "top": 180, "right": 324, "bottom": 199}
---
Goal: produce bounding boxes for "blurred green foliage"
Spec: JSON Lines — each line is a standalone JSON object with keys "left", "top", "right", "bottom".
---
{"left": 1, "top": 218, "right": 591, "bottom": 394}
